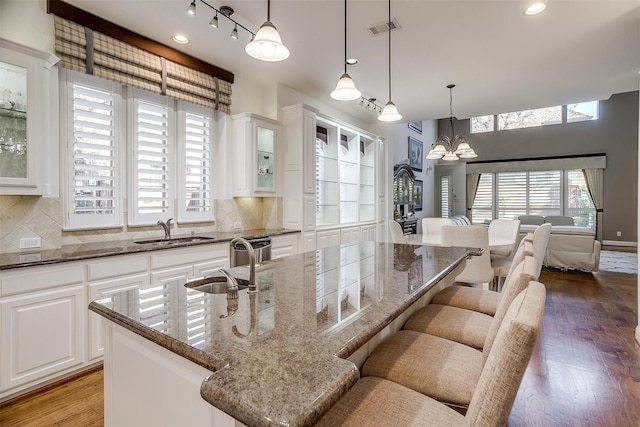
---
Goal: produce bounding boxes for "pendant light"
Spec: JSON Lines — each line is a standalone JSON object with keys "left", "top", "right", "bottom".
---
{"left": 245, "top": 0, "right": 290, "bottom": 62}
{"left": 378, "top": 0, "right": 402, "bottom": 122}
{"left": 330, "top": 0, "right": 361, "bottom": 101}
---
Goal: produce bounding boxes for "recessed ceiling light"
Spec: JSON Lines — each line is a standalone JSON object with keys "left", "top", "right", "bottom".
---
{"left": 172, "top": 34, "right": 189, "bottom": 44}
{"left": 346, "top": 58, "right": 359, "bottom": 66}
{"left": 525, "top": 3, "right": 547, "bottom": 15}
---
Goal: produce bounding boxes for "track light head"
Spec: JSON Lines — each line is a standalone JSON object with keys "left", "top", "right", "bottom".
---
{"left": 209, "top": 14, "right": 219, "bottom": 28}
{"left": 230, "top": 25, "right": 239, "bottom": 40}
{"left": 186, "top": 0, "right": 196, "bottom": 15}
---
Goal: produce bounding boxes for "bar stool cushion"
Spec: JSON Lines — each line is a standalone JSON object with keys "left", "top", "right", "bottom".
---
{"left": 430, "top": 285, "right": 501, "bottom": 316}
{"left": 361, "top": 330, "right": 482, "bottom": 407}
{"left": 314, "top": 377, "right": 465, "bottom": 427}
{"left": 403, "top": 304, "right": 493, "bottom": 349}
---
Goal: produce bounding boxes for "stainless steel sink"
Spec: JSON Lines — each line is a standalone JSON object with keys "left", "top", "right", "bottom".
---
{"left": 133, "top": 236, "right": 215, "bottom": 245}
{"left": 184, "top": 275, "right": 249, "bottom": 294}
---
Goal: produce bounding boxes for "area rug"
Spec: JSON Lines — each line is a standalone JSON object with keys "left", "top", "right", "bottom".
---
{"left": 598, "top": 250, "right": 638, "bottom": 274}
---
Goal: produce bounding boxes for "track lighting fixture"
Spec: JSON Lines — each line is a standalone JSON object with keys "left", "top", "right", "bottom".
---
{"left": 186, "top": 0, "right": 196, "bottom": 15}
{"left": 330, "top": 0, "right": 361, "bottom": 101}
{"left": 209, "top": 13, "right": 218, "bottom": 28}
{"left": 230, "top": 25, "right": 239, "bottom": 39}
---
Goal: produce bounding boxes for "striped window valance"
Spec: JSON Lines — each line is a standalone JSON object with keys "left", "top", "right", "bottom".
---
{"left": 54, "top": 16, "right": 232, "bottom": 114}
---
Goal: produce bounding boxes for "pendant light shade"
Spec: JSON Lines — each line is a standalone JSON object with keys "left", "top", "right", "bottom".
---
{"left": 331, "top": 73, "right": 361, "bottom": 101}
{"left": 378, "top": 0, "right": 402, "bottom": 122}
{"left": 331, "top": 0, "right": 361, "bottom": 101}
{"left": 245, "top": 0, "right": 289, "bottom": 62}
{"left": 379, "top": 101, "right": 402, "bottom": 122}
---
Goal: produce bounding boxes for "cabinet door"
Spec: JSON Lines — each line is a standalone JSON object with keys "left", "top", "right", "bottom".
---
{"left": 88, "top": 273, "right": 148, "bottom": 360}
{"left": 316, "top": 230, "right": 341, "bottom": 249}
{"left": 0, "top": 40, "right": 57, "bottom": 195}
{"left": 254, "top": 120, "right": 278, "bottom": 193}
{"left": 340, "top": 227, "right": 361, "bottom": 244}
{"left": 0, "top": 285, "right": 84, "bottom": 393}
{"left": 271, "top": 234, "right": 299, "bottom": 259}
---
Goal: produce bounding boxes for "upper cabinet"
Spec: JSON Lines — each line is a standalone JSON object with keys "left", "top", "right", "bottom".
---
{"left": 0, "top": 39, "right": 59, "bottom": 195}
{"left": 231, "top": 113, "right": 281, "bottom": 197}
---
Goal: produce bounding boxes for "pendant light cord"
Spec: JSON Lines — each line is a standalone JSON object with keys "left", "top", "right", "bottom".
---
{"left": 344, "top": 0, "right": 348, "bottom": 74}
{"left": 449, "top": 86, "right": 456, "bottom": 139}
{"left": 267, "top": 0, "right": 271, "bottom": 21}
{"left": 388, "top": 0, "right": 392, "bottom": 101}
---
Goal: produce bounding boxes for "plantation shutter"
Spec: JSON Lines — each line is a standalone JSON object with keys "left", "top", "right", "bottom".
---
{"left": 497, "top": 172, "right": 527, "bottom": 219}
{"left": 138, "top": 284, "right": 173, "bottom": 333}
{"left": 54, "top": 16, "right": 232, "bottom": 114}
{"left": 440, "top": 176, "right": 450, "bottom": 218}
{"left": 471, "top": 173, "right": 493, "bottom": 224}
{"left": 528, "top": 170, "right": 562, "bottom": 216}
{"left": 65, "top": 77, "right": 122, "bottom": 229}
{"left": 178, "top": 104, "right": 214, "bottom": 223}
{"left": 130, "top": 92, "right": 173, "bottom": 226}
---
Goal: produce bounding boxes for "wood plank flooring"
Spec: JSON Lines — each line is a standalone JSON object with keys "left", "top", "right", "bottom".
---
{"left": 1, "top": 267, "right": 638, "bottom": 426}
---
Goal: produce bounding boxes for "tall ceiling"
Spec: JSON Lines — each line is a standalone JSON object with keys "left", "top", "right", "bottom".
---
{"left": 65, "top": 0, "right": 640, "bottom": 124}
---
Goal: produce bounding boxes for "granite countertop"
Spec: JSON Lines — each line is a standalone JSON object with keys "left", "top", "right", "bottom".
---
{"left": 89, "top": 241, "right": 471, "bottom": 426}
{"left": 0, "top": 228, "right": 300, "bottom": 270}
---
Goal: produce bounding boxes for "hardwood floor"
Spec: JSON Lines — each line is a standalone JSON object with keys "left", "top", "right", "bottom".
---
{"left": 1, "top": 268, "right": 638, "bottom": 426}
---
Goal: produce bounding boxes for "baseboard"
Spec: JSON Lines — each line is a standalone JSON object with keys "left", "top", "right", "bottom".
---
{"left": 602, "top": 240, "right": 637, "bottom": 247}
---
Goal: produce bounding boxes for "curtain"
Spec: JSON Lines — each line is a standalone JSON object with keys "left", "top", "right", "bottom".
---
{"left": 54, "top": 17, "right": 232, "bottom": 113}
{"left": 466, "top": 173, "right": 480, "bottom": 221}
{"left": 583, "top": 168, "right": 604, "bottom": 241}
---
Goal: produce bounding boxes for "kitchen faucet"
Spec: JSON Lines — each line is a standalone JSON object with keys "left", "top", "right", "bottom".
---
{"left": 230, "top": 237, "right": 256, "bottom": 293}
{"left": 157, "top": 218, "right": 173, "bottom": 240}
{"left": 218, "top": 268, "right": 239, "bottom": 318}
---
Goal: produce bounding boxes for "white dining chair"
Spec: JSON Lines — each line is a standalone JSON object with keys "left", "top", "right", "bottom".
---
{"left": 532, "top": 223, "right": 552, "bottom": 277}
{"left": 441, "top": 225, "right": 494, "bottom": 286}
{"left": 421, "top": 217, "right": 453, "bottom": 245}
{"left": 389, "top": 220, "right": 407, "bottom": 243}
{"left": 488, "top": 219, "right": 521, "bottom": 260}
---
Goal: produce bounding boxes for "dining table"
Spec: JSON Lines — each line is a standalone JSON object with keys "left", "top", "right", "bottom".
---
{"left": 405, "top": 233, "right": 516, "bottom": 251}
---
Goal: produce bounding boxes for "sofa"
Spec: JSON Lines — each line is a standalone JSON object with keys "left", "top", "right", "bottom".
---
{"left": 517, "top": 215, "right": 600, "bottom": 272}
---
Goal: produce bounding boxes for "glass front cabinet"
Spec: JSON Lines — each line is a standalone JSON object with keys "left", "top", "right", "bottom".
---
{"left": 0, "top": 39, "right": 58, "bottom": 195}
{"left": 231, "top": 113, "right": 280, "bottom": 196}
{"left": 315, "top": 117, "right": 377, "bottom": 227}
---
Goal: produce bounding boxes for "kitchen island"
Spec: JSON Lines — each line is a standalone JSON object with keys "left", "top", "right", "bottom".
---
{"left": 89, "top": 241, "right": 471, "bottom": 426}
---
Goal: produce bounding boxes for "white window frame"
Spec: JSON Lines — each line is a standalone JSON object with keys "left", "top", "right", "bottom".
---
{"left": 61, "top": 70, "right": 125, "bottom": 230}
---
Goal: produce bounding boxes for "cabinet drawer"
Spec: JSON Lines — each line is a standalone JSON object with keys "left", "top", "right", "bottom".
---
{"left": 150, "top": 244, "right": 227, "bottom": 270}
{"left": 87, "top": 255, "right": 149, "bottom": 281}
{"left": 0, "top": 264, "right": 84, "bottom": 297}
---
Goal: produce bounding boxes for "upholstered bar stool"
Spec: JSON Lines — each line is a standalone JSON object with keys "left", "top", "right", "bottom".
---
{"left": 402, "top": 254, "right": 536, "bottom": 350}
{"left": 430, "top": 234, "right": 533, "bottom": 317}
{"left": 316, "top": 282, "right": 546, "bottom": 426}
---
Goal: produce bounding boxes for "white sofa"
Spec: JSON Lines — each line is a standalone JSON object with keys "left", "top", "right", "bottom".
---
{"left": 517, "top": 215, "right": 601, "bottom": 272}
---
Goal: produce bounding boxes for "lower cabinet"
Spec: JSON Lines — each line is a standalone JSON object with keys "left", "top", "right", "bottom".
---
{"left": 0, "top": 284, "right": 85, "bottom": 396}
{"left": 271, "top": 233, "right": 299, "bottom": 259}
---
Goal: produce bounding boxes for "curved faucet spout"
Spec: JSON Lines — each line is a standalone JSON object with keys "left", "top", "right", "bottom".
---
{"left": 230, "top": 237, "right": 256, "bottom": 293}
{"left": 157, "top": 218, "right": 173, "bottom": 240}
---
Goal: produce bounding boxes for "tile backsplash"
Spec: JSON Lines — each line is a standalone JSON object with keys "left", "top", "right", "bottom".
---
{"left": 0, "top": 195, "right": 282, "bottom": 253}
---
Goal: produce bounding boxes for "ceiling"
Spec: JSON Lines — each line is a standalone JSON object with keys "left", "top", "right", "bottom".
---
{"left": 65, "top": 0, "right": 640, "bottom": 124}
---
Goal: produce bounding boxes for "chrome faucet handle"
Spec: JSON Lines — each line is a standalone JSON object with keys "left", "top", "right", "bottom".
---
{"left": 166, "top": 218, "right": 173, "bottom": 239}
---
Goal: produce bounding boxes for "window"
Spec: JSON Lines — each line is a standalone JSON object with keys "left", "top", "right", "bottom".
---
{"left": 498, "top": 106, "right": 562, "bottom": 130}
{"left": 567, "top": 101, "right": 599, "bottom": 123}
{"left": 471, "top": 169, "right": 595, "bottom": 226}
{"left": 440, "top": 176, "right": 450, "bottom": 218}
{"left": 471, "top": 100, "right": 599, "bottom": 133}
{"left": 62, "top": 72, "right": 215, "bottom": 230}
{"left": 470, "top": 115, "right": 494, "bottom": 133}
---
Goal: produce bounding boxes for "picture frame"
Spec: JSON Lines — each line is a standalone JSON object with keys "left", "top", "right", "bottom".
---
{"left": 408, "top": 137, "right": 423, "bottom": 171}
{"left": 408, "top": 121, "right": 422, "bottom": 134}
{"left": 413, "top": 179, "right": 423, "bottom": 211}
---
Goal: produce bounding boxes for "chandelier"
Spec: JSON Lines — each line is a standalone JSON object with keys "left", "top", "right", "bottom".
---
{"left": 426, "top": 84, "right": 477, "bottom": 161}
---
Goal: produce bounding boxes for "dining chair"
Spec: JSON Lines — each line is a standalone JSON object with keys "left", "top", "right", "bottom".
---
{"left": 317, "top": 282, "right": 546, "bottom": 426}
{"left": 532, "top": 223, "right": 552, "bottom": 277}
{"left": 441, "top": 225, "right": 494, "bottom": 285}
{"left": 492, "top": 234, "right": 534, "bottom": 289}
{"left": 488, "top": 219, "right": 521, "bottom": 260}
{"left": 421, "top": 217, "right": 453, "bottom": 245}
{"left": 388, "top": 220, "right": 407, "bottom": 243}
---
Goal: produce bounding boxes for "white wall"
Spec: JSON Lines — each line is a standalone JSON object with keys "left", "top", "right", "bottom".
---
{"left": 0, "top": 0, "right": 54, "bottom": 52}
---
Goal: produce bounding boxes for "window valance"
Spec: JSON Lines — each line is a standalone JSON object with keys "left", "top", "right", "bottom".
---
{"left": 53, "top": 16, "right": 232, "bottom": 114}
{"left": 466, "top": 154, "right": 606, "bottom": 174}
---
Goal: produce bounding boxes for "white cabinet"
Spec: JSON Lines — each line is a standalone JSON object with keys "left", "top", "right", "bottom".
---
{"left": 0, "top": 284, "right": 85, "bottom": 395}
{"left": 231, "top": 112, "right": 281, "bottom": 196}
{"left": 316, "top": 229, "right": 341, "bottom": 249}
{"left": 360, "top": 224, "right": 377, "bottom": 241}
{"left": 0, "top": 39, "right": 59, "bottom": 195}
{"left": 340, "top": 227, "right": 361, "bottom": 244}
{"left": 271, "top": 233, "right": 299, "bottom": 259}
